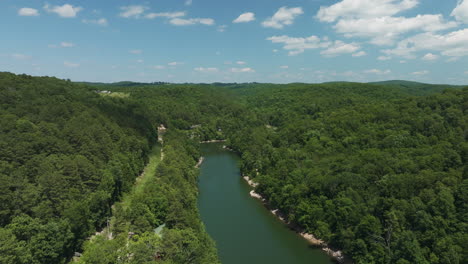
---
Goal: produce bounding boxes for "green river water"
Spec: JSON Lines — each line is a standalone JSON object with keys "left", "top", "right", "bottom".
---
{"left": 197, "top": 143, "right": 334, "bottom": 264}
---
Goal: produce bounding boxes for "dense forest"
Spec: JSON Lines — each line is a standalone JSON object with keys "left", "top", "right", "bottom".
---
{"left": 0, "top": 72, "right": 466, "bottom": 264}
{"left": 224, "top": 83, "right": 468, "bottom": 264}
{"left": 0, "top": 73, "right": 221, "bottom": 263}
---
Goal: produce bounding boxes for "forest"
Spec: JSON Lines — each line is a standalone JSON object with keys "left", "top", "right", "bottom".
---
{"left": 0, "top": 72, "right": 466, "bottom": 264}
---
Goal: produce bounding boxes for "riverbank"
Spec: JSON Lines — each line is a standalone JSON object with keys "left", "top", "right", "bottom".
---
{"left": 243, "top": 176, "right": 347, "bottom": 263}
{"left": 200, "top": 139, "right": 226, "bottom": 143}
{"left": 195, "top": 157, "right": 205, "bottom": 168}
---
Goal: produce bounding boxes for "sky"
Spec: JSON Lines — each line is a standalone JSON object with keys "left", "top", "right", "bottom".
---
{"left": 1, "top": 0, "right": 467, "bottom": 84}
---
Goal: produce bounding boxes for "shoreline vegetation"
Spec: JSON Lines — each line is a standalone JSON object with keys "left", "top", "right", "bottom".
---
{"left": 200, "top": 139, "right": 227, "bottom": 143}
{"left": 243, "top": 176, "right": 347, "bottom": 263}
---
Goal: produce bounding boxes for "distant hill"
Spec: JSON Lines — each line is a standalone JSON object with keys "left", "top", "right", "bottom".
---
{"left": 370, "top": 80, "right": 465, "bottom": 96}
{"left": 78, "top": 81, "right": 170, "bottom": 87}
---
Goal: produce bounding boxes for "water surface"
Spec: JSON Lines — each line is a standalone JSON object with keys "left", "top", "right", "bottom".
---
{"left": 198, "top": 143, "right": 333, "bottom": 264}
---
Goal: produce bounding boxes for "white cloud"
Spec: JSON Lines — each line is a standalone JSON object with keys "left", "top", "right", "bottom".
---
{"left": 60, "top": 42, "right": 75, "bottom": 48}
{"left": 129, "top": 49, "right": 142, "bottom": 54}
{"left": 352, "top": 51, "right": 367, "bottom": 57}
{"left": 217, "top": 25, "right": 227, "bottom": 32}
{"left": 378, "top": 55, "right": 391, "bottom": 60}
{"left": 64, "top": 61, "right": 79, "bottom": 68}
{"left": 236, "top": 61, "right": 247, "bottom": 65}
{"left": 136, "top": 59, "right": 144, "bottom": 63}
{"left": 168, "top": 62, "right": 184, "bottom": 66}
{"left": 18, "top": 7, "right": 39, "bottom": 16}
{"left": 412, "top": 70, "right": 429, "bottom": 75}
{"left": 231, "top": 67, "right": 255, "bottom": 73}
{"left": 119, "top": 5, "right": 147, "bottom": 18}
{"left": 185, "top": 0, "right": 193, "bottom": 6}
{"left": 152, "top": 65, "right": 166, "bottom": 70}
{"left": 422, "top": 53, "right": 439, "bottom": 61}
{"left": 82, "top": 18, "right": 108, "bottom": 26}
{"left": 145, "top": 11, "right": 186, "bottom": 19}
{"left": 320, "top": 40, "right": 360, "bottom": 57}
{"left": 267, "top": 35, "right": 331, "bottom": 55}
{"left": 169, "top": 17, "right": 215, "bottom": 26}
{"left": 280, "top": 65, "right": 289, "bottom": 69}
{"left": 194, "top": 67, "right": 219, "bottom": 73}
{"left": 11, "top": 54, "right": 32, "bottom": 60}
{"left": 333, "top": 14, "right": 457, "bottom": 45}
{"left": 233, "top": 12, "right": 255, "bottom": 23}
{"left": 44, "top": 4, "right": 82, "bottom": 18}
{"left": 451, "top": 0, "right": 468, "bottom": 23}
{"left": 364, "top": 69, "right": 391, "bottom": 74}
{"left": 464, "top": 70, "right": 468, "bottom": 74}
{"left": 262, "top": 7, "right": 303, "bottom": 29}
{"left": 316, "top": 0, "right": 419, "bottom": 22}
{"left": 383, "top": 29, "right": 468, "bottom": 58}
{"left": 273, "top": 49, "right": 279, "bottom": 53}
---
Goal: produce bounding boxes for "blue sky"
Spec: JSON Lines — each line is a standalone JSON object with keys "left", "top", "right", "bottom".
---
{"left": 1, "top": 0, "right": 467, "bottom": 84}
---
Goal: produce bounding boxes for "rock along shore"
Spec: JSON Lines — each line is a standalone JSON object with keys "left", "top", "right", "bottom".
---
{"left": 243, "top": 176, "right": 347, "bottom": 263}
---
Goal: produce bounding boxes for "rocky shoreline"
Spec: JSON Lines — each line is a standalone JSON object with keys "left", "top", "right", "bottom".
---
{"left": 195, "top": 157, "right": 204, "bottom": 168}
{"left": 200, "top": 139, "right": 226, "bottom": 143}
{"left": 243, "top": 176, "right": 347, "bottom": 263}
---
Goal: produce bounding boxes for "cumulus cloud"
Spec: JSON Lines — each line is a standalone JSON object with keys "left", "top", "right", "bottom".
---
{"left": 451, "top": 0, "right": 468, "bottom": 23}
{"left": 412, "top": 70, "right": 429, "bottom": 75}
{"left": 320, "top": 40, "right": 360, "bottom": 57}
{"left": 262, "top": 7, "right": 303, "bottom": 29}
{"left": 233, "top": 12, "right": 255, "bottom": 23}
{"left": 168, "top": 62, "right": 184, "bottom": 66}
{"left": 352, "top": 51, "right": 367, "bottom": 57}
{"left": 119, "top": 5, "right": 147, "bottom": 18}
{"left": 422, "top": 53, "right": 439, "bottom": 61}
{"left": 364, "top": 69, "right": 391, "bottom": 74}
{"left": 194, "top": 67, "right": 219, "bottom": 73}
{"left": 236, "top": 61, "right": 247, "bottom": 65}
{"left": 129, "top": 49, "right": 142, "bottom": 54}
{"left": 64, "top": 61, "right": 79, "bottom": 68}
{"left": 82, "top": 18, "right": 108, "bottom": 26}
{"left": 169, "top": 17, "right": 214, "bottom": 26}
{"left": 152, "top": 65, "right": 166, "bottom": 70}
{"left": 44, "top": 4, "right": 82, "bottom": 18}
{"left": 267, "top": 35, "right": 331, "bottom": 55}
{"left": 378, "top": 56, "right": 391, "bottom": 60}
{"left": 383, "top": 29, "right": 468, "bottom": 58}
{"left": 185, "top": 0, "right": 193, "bottom": 6}
{"left": 316, "top": 0, "right": 418, "bottom": 22}
{"left": 231, "top": 67, "right": 255, "bottom": 73}
{"left": 60, "top": 42, "right": 75, "bottom": 48}
{"left": 333, "top": 14, "right": 457, "bottom": 45}
{"left": 18, "top": 8, "right": 39, "bottom": 16}
{"left": 145, "top": 11, "right": 185, "bottom": 19}
{"left": 280, "top": 65, "right": 289, "bottom": 69}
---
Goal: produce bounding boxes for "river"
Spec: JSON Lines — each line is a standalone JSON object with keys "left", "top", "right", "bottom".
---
{"left": 197, "top": 143, "right": 334, "bottom": 264}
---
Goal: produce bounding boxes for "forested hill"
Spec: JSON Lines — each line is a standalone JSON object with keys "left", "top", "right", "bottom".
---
{"left": 224, "top": 84, "right": 468, "bottom": 263}
{"left": 0, "top": 72, "right": 221, "bottom": 263}
{"left": 1, "top": 72, "right": 466, "bottom": 264}
{"left": 0, "top": 72, "right": 157, "bottom": 263}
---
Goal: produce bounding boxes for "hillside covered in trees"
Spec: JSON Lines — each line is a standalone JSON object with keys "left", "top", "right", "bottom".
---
{"left": 224, "top": 83, "right": 468, "bottom": 264}
{"left": 0, "top": 72, "right": 466, "bottom": 264}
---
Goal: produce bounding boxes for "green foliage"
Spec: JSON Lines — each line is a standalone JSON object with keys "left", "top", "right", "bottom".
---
{"left": 2, "top": 72, "right": 465, "bottom": 263}
{"left": 225, "top": 84, "right": 467, "bottom": 263}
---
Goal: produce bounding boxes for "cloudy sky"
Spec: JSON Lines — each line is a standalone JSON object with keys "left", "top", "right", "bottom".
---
{"left": 1, "top": 0, "right": 467, "bottom": 84}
